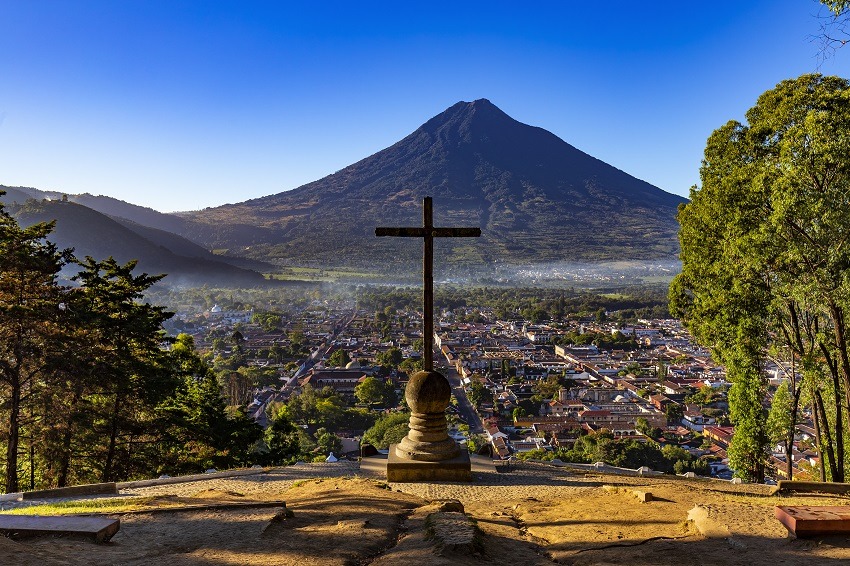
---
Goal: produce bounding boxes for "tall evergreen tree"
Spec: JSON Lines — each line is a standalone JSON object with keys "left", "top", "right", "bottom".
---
{"left": 71, "top": 257, "right": 173, "bottom": 482}
{"left": 0, "top": 202, "right": 71, "bottom": 493}
{"left": 159, "top": 334, "right": 261, "bottom": 473}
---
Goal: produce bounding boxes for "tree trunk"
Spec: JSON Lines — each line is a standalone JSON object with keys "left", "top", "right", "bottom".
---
{"left": 786, "top": 356, "right": 802, "bottom": 480}
{"left": 828, "top": 301, "right": 850, "bottom": 481}
{"left": 830, "top": 370, "right": 845, "bottom": 482}
{"left": 815, "top": 390, "right": 839, "bottom": 481}
{"left": 102, "top": 392, "right": 123, "bottom": 482}
{"left": 5, "top": 373, "right": 21, "bottom": 494}
{"left": 812, "top": 397, "right": 826, "bottom": 482}
{"left": 56, "top": 386, "right": 83, "bottom": 488}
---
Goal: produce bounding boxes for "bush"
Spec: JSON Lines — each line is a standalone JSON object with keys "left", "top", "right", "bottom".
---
{"left": 362, "top": 412, "right": 410, "bottom": 449}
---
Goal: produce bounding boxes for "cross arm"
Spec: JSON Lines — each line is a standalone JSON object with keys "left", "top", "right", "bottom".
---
{"left": 375, "top": 227, "right": 427, "bottom": 237}
{"left": 375, "top": 227, "right": 481, "bottom": 237}
{"left": 432, "top": 227, "right": 481, "bottom": 237}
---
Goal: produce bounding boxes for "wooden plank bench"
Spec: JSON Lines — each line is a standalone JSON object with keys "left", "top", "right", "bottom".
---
{"left": 775, "top": 506, "right": 850, "bottom": 537}
{"left": 0, "top": 515, "right": 120, "bottom": 542}
{"left": 771, "top": 480, "right": 850, "bottom": 496}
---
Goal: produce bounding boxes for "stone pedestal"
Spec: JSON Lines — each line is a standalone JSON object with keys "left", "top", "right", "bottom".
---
{"left": 386, "top": 445, "right": 472, "bottom": 482}
{"left": 386, "top": 369, "right": 472, "bottom": 482}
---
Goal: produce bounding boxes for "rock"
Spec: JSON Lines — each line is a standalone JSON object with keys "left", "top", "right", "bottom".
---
{"left": 688, "top": 505, "right": 731, "bottom": 538}
{"left": 261, "top": 504, "right": 295, "bottom": 536}
{"left": 431, "top": 499, "right": 465, "bottom": 513}
{"left": 426, "top": 511, "right": 481, "bottom": 556}
{"left": 337, "top": 519, "right": 369, "bottom": 528}
{"left": 632, "top": 490, "right": 654, "bottom": 503}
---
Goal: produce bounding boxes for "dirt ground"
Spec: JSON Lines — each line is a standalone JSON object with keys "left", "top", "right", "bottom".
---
{"left": 2, "top": 461, "right": 850, "bottom": 565}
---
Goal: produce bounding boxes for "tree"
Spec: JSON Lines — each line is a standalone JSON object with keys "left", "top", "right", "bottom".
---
{"left": 0, "top": 206, "right": 71, "bottom": 492}
{"left": 817, "top": 1, "right": 850, "bottom": 58}
{"left": 635, "top": 417, "right": 651, "bottom": 436}
{"left": 159, "top": 334, "right": 262, "bottom": 473}
{"left": 766, "top": 381, "right": 795, "bottom": 478}
{"left": 327, "top": 349, "right": 351, "bottom": 368}
{"left": 665, "top": 403, "right": 684, "bottom": 424}
{"left": 376, "top": 347, "right": 403, "bottom": 369}
{"left": 671, "top": 74, "right": 850, "bottom": 482}
{"left": 314, "top": 427, "right": 342, "bottom": 456}
{"left": 355, "top": 377, "right": 398, "bottom": 408}
{"left": 467, "top": 380, "right": 489, "bottom": 407}
{"left": 512, "top": 407, "right": 526, "bottom": 422}
{"left": 72, "top": 257, "right": 175, "bottom": 482}
{"left": 362, "top": 412, "right": 410, "bottom": 449}
{"left": 263, "top": 412, "right": 302, "bottom": 465}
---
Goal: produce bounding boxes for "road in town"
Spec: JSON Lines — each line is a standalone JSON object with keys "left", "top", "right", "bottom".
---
{"left": 255, "top": 310, "right": 357, "bottom": 424}
{"left": 445, "top": 365, "right": 484, "bottom": 434}
{"left": 291, "top": 310, "right": 358, "bottom": 383}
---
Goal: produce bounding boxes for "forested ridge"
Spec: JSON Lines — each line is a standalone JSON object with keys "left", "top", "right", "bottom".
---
{"left": 0, "top": 196, "right": 279, "bottom": 494}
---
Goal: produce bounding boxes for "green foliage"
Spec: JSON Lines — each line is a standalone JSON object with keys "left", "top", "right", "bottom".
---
{"left": 251, "top": 311, "right": 282, "bottom": 331}
{"left": 375, "top": 347, "right": 404, "bottom": 369}
{"left": 667, "top": 75, "right": 850, "bottom": 481}
{"left": 467, "top": 380, "right": 489, "bottom": 407}
{"left": 531, "top": 431, "right": 710, "bottom": 475}
{"left": 0, "top": 199, "right": 283, "bottom": 493}
{"left": 362, "top": 412, "right": 410, "bottom": 449}
{"left": 159, "top": 334, "right": 262, "bottom": 473}
{"left": 665, "top": 403, "right": 684, "bottom": 423}
{"left": 465, "top": 434, "right": 488, "bottom": 454}
{"left": 685, "top": 385, "right": 718, "bottom": 407}
{"left": 356, "top": 286, "right": 671, "bottom": 325}
{"left": 766, "top": 382, "right": 793, "bottom": 447}
{"left": 327, "top": 349, "right": 351, "bottom": 368}
{"left": 355, "top": 377, "right": 398, "bottom": 408}
{"left": 532, "top": 374, "right": 568, "bottom": 400}
{"left": 0, "top": 205, "right": 72, "bottom": 492}
{"left": 314, "top": 428, "right": 343, "bottom": 456}
{"left": 263, "top": 413, "right": 303, "bottom": 465}
{"left": 823, "top": 0, "right": 850, "bottom": 16}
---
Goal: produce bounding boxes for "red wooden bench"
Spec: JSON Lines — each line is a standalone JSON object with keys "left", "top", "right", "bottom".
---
{"left": 775, "top": 506, "right": 850, "bottom": 537}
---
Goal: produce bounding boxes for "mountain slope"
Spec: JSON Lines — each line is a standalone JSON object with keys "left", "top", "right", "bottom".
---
{"left": 7, "top": 199, "right": 266, "bottom": 287}
{"left": 184, "top": 99, "right": 686, "bottom": 271}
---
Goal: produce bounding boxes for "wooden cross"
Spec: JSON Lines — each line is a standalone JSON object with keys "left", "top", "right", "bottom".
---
{"left": 376, "top": 196, "right": 481, "bottom": 371}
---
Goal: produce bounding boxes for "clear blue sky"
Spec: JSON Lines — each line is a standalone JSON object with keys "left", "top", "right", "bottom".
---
{"left": 2, "top": 0, "right": 848, "bottom": 212}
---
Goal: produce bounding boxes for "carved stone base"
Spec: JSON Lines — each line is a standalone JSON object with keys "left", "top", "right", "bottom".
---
{"left": 386, "top": 445, "right": 472, "bottom": 482}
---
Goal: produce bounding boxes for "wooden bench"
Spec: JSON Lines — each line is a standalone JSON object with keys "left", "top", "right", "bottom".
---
{"left": 775, "top": 506, "right": 850, "bottom": 537}
{"left": 0, "top": 515, "right": 120, "bottom": 542}
{"left": 771, "top": 480, "right": 850, "bottom": 496}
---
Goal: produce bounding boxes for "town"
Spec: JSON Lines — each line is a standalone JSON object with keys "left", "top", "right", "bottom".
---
{"left": 158, "top": 287, "right": 815, "bottom": 484}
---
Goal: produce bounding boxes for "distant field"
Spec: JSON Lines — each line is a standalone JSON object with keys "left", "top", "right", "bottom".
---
{"left": 266, "top": 267, "right": 379, "bottom": 282}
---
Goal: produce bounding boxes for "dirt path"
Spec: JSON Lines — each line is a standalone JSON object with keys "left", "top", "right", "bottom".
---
{"left": 2, "top": 461, "right": 850, "bottom": 565}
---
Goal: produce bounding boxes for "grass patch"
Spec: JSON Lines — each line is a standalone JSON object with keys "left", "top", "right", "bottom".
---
{"left": 1, "top": 496, "right": 170, "bottom": 516}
